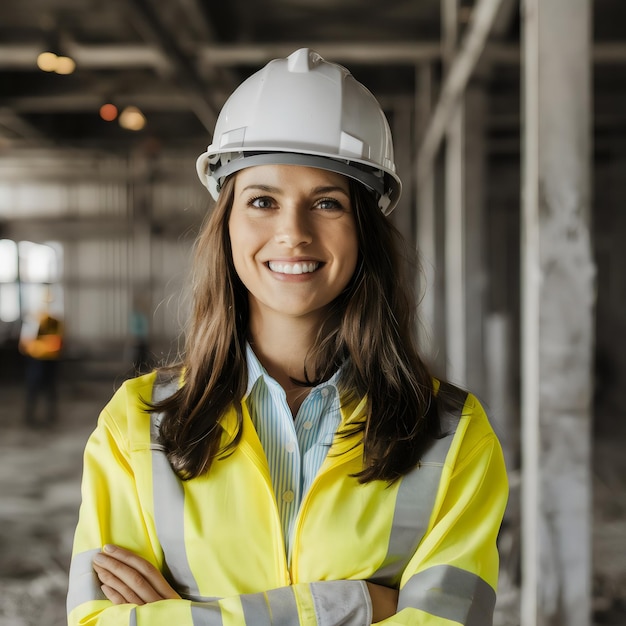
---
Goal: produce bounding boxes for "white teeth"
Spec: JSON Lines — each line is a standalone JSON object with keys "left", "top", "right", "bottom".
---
{"left": 268, "top": 261, "right": 319, "bottom": 275}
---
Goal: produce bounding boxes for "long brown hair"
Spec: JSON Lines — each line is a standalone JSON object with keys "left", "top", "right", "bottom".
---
{"left": 155, "top": 175, "right": 438, "bottom": 482}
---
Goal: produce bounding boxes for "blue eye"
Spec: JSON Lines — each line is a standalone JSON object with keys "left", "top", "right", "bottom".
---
{"left": 316, "top": 198, "right": 343, "bottom": 211}
{"left": 250, "top": 196, "right": 273, "bottom": 209}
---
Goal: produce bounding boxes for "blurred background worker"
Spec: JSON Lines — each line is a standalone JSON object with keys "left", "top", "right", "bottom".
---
{"left": 19, "top": 293, "right": 64, "bottom": 428}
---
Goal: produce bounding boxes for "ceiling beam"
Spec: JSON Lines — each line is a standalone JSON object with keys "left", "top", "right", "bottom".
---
{"left": 475, "top": 0, "right": 519, "bottom": 77}
{"left": 0, "top": 44, "right": 171, "bottom": 70}
{"left": 195, "top": 41, "right": 626, "bottom": 66}
{"left": 417, "top": 0, "right": 508, "bottom": 183}
{"left": 196, "top": 42, "right": 441, "bottom": 66}
{"left": 125, "top": 0, "right": 218, "bottom": 132}
{"left": 3, "top": 93, "right": 195, "bottom": 113}
{"left": 2, "top": 42, "right": 626, "bottom": 71}
{"left": 171, "top": 0, "right": 238, "bottom": 100}
{"left": 491, "top": 0, "right": 519, "bottom": 37}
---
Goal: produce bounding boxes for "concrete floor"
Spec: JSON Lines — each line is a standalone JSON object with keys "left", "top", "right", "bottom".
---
{"left": 0, "top": 371, "right": 624, "bottom": 626}
{"left": 0, "top": 377, "right": 113, "bottom": 626}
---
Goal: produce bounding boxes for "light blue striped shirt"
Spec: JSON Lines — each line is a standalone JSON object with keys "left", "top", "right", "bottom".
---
{"left": 244, "top": 344, "right": 343, "bottom": 559}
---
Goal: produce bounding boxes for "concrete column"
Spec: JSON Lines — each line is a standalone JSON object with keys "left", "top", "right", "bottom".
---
{"left": 442, "top": 0, "right": 467, "bottom": 387}
{"left": 485, "top": 312, "right": 514, "bottom": 461}
{"left": 415, "top": 63, "right": 437, "bottom": 361}
{"left": 444, "top": 107, "right": 466, "bottom": 386}
{"left": 521, "top": 1, "right": 595, "bottom": 625}
{"left": 464, "top": 86, "right": 488, "bottom": 399}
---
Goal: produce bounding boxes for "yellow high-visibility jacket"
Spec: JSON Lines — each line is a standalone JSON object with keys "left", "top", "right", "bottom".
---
{"left": 67, "top": 371, "right": 508, "bottom": 625}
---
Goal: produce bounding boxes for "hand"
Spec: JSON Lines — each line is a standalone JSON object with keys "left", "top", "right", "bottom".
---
{"left": 366, "top": 582, "right": 399, "bottom": 622}
{"left": 92, "top": 544, "right": 181, "bottom": 605}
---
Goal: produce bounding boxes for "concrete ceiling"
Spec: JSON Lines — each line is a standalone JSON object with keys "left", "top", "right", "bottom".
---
{"left": 0, "top": 0, "right": 623, "bottom": 152}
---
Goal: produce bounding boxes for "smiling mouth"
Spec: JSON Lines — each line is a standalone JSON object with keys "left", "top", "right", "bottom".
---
{"left": 267, "top": 261, "right": 320, "bottom": 275}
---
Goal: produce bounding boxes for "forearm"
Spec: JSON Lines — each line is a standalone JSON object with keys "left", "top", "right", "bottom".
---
{"left": 69, "top": 579, "right": 373, "bottom": 626}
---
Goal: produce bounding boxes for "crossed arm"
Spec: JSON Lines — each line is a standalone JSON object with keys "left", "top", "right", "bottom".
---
{"left": 92, "top": 544, "right": 399, "bottom": 622}
{"left": 70, "top": 386, "right": 508, "bottom": 625}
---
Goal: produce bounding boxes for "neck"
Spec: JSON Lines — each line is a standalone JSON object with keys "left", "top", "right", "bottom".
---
{"left": 249, "top": 319, "right": 317, "bottom": 384}
{"left": 247, "top": 310, "right": 326, "bottom": 415}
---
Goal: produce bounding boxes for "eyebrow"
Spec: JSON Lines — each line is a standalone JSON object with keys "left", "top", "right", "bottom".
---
{"left": 240, "top": 184, "right": 280, "bottom": 194}
{"left": 240, "top": 184, "right": 350, "bottom": 197}
{"left": 313, "top": 185, "right": 350, "bottom": 196}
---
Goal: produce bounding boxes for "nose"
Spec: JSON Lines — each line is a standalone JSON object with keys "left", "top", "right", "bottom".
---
{"left": 274, "top": 206, "right": 313, "bottom": 248}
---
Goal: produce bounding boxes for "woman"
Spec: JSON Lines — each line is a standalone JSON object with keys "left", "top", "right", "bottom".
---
{"left": 67, "top": 49, "right": 508, "bottom": 625}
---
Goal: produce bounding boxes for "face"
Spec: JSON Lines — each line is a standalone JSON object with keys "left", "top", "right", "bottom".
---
{"left": 228, "top": 164, "right": 358, "bottom": 327}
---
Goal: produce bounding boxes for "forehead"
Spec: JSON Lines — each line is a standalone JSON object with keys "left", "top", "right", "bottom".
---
{"left": 233, "top": 163, "right": 350, "bottom": 192}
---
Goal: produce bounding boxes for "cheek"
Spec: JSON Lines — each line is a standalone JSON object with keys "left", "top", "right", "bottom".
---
{"left": 228, "top": 221, "right": 266, "bottom": 283}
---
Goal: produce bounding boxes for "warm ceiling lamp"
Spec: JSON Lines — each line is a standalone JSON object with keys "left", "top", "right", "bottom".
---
{"left": 55, "top": 56, "right": 76, "bottom": 75}
{"left": 37, "top": 51, "right": 58, "bottom": 72}
{"left": 99, "top": 103, "right": 118, "bottom": 122}
{"left": 36, "top": 50, "right": 76, "bottom": 74}
{"left": 119, "top": 106, "right": 146, "bottom": 131}
{"left": 36, "top": 26, "right": 77, "bottom": 75}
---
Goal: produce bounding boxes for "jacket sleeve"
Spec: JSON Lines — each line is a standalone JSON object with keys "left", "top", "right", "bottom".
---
{"left": 67, "top": 387, "right": 373, "bottom": 626}
{"left": 375, "top": 394, "right": 509, "bottom": 625}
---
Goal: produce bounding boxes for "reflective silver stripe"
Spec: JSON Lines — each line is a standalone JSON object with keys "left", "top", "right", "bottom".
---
{"left": 367, "top": 463, "right": 443, "bottom": 585}
{"left": 398, "top": 565, "right": 496, "bottom": 626}
{"left": 310, "top": 580, "right": 372, "bottom": 626}
{"left": 194, "top": 588, "right": 299, "bottom": 626}
{"left": 129, "top": 607, "right": 137, "bottom": 626}
{"left": 66, "top": 548, "right": 105, "bottom": 613}
{"left": 182, "top": 592, "right": 221, "bottom": 602}
{"left": 241, "top": 592, "right": 271, "bottom": 625}
{"left": 190, "top": 601, "right": 224, "bottom": 626}
{"left": 151, "top": 378, "right": 202, "bottom": 599}
{"left": 369, "top": 386, "right": 468, "bottom": 586}
{"left": 265, "top": 587, "right": 300, "bottom": 625}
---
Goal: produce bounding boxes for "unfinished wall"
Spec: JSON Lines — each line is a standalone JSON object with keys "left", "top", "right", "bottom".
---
{"left": 0, "top": 147, "right": 207, "bottom": 370}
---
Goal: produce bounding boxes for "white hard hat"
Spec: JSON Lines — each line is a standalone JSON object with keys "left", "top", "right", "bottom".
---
{"left": 196, "top": 48, "right": 402, "bottom": 214}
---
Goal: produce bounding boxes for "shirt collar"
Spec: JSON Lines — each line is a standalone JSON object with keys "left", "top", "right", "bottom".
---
{"left": 244, "top": 343, "right": 342, "bottom": 399}
{"left": 245, "top": 343, "right": 266, "bottom": 397}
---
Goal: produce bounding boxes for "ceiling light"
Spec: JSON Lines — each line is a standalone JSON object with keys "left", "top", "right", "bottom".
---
{"left": 54, "top": 56, "right": 76, "bottom": 75}
{"left": 37, "top": 52, "right": 58, "bottom": 72}
{"left": 54, "top": 57, "right": 76, "bottom": 75}
{"left": 99, "top": 103, "right": 118, "bottom": 122}
{"left": 36, "top": 51, "right": 76, "bottom": 74}
{"left": 119, "top": 106, "right": 146, "bottom": 131}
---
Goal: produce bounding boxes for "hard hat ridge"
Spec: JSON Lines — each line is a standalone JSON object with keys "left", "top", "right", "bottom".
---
{"left": 196, "top": 48, "right": 402, "bottom": 214}
{"left": 287, "top": 47, "right": 323, "bottom": 72}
